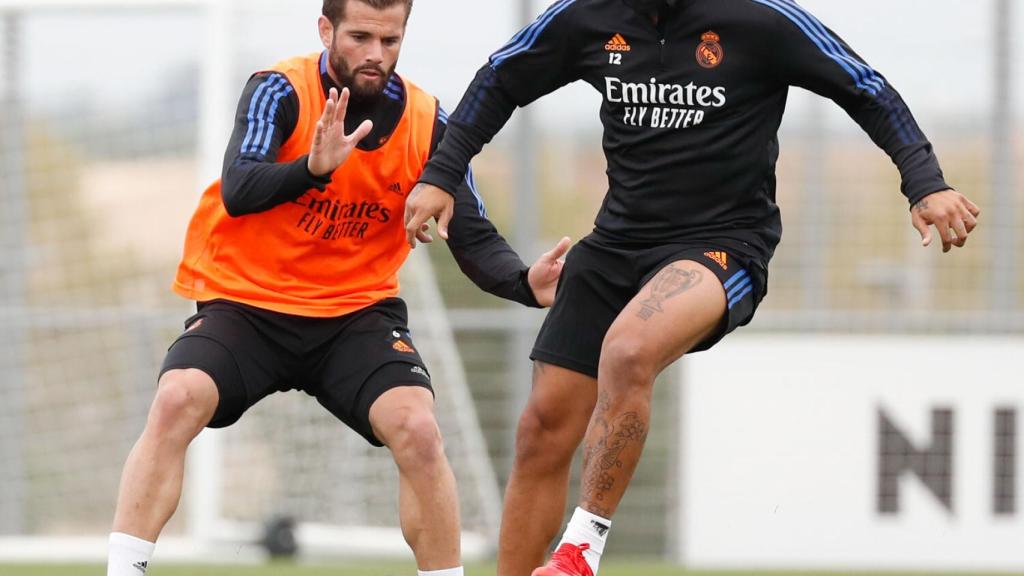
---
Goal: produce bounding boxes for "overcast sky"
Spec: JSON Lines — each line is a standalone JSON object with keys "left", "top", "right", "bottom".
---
{"left": 11, "top": 0, "right": 1022, "bottom": 132}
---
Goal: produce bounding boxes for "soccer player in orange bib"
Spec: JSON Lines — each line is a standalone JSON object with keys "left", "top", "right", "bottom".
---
{"left": 405, "top": 1, "right": 980, "bottom": 575}
{"left": 105, "top": 2, "right": 569, "bottom": 575}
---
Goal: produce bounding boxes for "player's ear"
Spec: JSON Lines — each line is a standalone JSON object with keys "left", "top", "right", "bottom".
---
{"left": 317, "top": 15, "right": 335, "bottom": 50}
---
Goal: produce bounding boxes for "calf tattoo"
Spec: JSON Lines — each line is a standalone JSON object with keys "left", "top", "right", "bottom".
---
{"left": 582, "top": 391, "right": 649, "bottom": 517}
{"left": 637, "top": 264, "right": 703, "bottom": 320}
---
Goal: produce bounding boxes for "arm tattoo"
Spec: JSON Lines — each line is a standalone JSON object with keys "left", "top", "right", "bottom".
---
{"left": 637, "top": 264, "right": 703, "bottom": 320}
{"left": 913, "top": 199, "right": 929, "bottom": 213}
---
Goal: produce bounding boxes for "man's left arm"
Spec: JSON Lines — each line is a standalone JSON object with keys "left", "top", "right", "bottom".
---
{"left": 769, "top": 5, "right": 979, "bottom": 251}
{"left": 430, "top": 110, "right": 567, "bottom": 307}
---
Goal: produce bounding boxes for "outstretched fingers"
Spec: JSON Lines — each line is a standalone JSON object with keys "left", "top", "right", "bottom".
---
{"left": 335, "top": 87, "right": 349, "bottom": 127}
{"left": 312, "top": 119, "right": 325, "bottom": 147}
{"left": 349, "top": 119, "right": 373, "bottom": 145}
{"left": 322, "top": 87, "right": 338, "bottom": 131}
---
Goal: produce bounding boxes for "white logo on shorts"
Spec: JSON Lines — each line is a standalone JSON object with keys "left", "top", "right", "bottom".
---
{"left": 410, "top": 366, "right": 428, "bottom": 379}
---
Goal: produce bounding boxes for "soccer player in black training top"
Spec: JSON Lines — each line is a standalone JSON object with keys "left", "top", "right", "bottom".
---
{"left": 405, "top": 1, "right": 979, "bottom": 575}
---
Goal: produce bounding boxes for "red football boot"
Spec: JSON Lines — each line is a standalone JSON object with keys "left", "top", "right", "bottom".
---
{"left": 531, "top": 542, "right": 594, "bottom": 576}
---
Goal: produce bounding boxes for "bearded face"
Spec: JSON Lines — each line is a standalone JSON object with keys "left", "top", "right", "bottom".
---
{"left": 328, "top": 35, "right": 397, "bottom": 105}
{"left": 318, "top": 1, "right": 407, "bottom": 105}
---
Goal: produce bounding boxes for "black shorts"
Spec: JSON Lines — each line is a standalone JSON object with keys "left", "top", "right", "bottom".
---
{"left": 531, "top": 234, "right": 766, "bottom": 378}
{"left": 159, "top": 298, "right": 431, "bottom": 446}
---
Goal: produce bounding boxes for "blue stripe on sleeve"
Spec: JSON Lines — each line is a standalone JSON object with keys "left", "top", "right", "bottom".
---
{"left": 240, "top": 75, "right": 286, "bottom": 154}
{"left": 777, "top": 0, "right": 884, "bottom": 91}
{"left": 435, "top": 105, "right": 483, "bottom": 214}
{"left": 877, "top": 87, "right": 914, "bottom": 144}
{"left": 490, "top": 0, "right": 577, "bottom": 68}
{"left": 256, "top": 84, "right": 294, "bottom": 156}
{"left": 249, "top": 78, "right": 290, "bottom": 156}
{"left": 776, "top": 0, "right": 884, "bottom": 93}
{"left": 751, "top": 0, "right": 884, "bottom": 95}
{"left": 756, "top": 0, "right": 928, "bottom": 146}
{"left": 459, "top": 67, "right": 500, "bottom": 124}
{"left": 466, "top": 166, "right": 486, "bottom": 217}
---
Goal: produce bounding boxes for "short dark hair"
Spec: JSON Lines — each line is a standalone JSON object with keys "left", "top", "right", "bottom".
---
{"left": 322, "top": 0, "right": 414, "bottom": 26}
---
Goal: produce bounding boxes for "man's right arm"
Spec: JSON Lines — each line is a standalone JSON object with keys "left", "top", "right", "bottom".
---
{"left": 416, "top": 67, "right": 519, "bottom": 195}
{"left": 417, "top": 1, "right": 582, "bottom": 194}
{"left": 220, "top": 72, "right": 331, "bottom": 217}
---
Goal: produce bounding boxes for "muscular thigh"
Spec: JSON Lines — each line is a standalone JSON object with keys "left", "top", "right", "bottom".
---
{"left": 602, "top": 259, "right": 728, "bottom": 374}
{"left": 531, "top": 237, "right": 637, "bottom": 378}
{"left": 534, "top": 238, "right": 762, "bottom": 379}
{"left": 159, "top": 300, "right": 295, "bottom": 428}
{"left": 306, "top": 298, "right": 432, "bottom": 447}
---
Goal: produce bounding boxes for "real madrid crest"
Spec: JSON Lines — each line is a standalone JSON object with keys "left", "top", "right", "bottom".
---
{"left": 696, "top": 30, "right": 724, "bottom": 69}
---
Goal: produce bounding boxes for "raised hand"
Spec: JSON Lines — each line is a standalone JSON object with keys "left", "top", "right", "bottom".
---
{"left": 528, "top": 236, "right": 572, "bottom": 307}
{"left": 910, "top": 190, "right": 980, "bottom": 253}
{"left": 307, "top": 87, "right": 373, "bottom": 177}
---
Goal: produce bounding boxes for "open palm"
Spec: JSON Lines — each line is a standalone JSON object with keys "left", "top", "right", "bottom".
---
{"left": 307, "top": 87, "right": 374, "bottom": 177}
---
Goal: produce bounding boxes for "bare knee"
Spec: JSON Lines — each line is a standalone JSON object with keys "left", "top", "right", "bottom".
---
{"left": 381, "top": 408, "right": 445, "bottom": 469}
{"left": 512, "top": 364, "right": 595, "bottom": 470}
{"left": 147, "top": 369, "right": 218, "bottom": 441}
{"left": 599, "top": 335, "right": 658, "bottom": 394}
{"left": 514, "top": 401, "right": 584, "bottom": 470}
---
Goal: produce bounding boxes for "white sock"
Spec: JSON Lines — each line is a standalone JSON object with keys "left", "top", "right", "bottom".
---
{"left": 417, "top": 568, "right": 464, "bottom": 576}
{"left": 107, "top": 532, "right": 155, "bottom": 576}
{"left": 556, "top": 507, "right": 612, "bottom": 575}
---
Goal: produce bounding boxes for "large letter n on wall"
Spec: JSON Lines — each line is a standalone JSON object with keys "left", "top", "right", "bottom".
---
{"left": 877, "top": 408, "right": 954, "bottom": 514}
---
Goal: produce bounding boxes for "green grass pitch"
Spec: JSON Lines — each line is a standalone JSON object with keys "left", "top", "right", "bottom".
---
{"left": 3, "top": 563, "right": 1021, "bottom": 576}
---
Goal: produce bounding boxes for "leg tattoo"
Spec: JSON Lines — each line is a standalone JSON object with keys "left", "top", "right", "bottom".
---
{"left": 581, "top": 391, "right": 649, "bottom": 517}
{"left": 637, "top": 264, "right": 703, "bottom": 320}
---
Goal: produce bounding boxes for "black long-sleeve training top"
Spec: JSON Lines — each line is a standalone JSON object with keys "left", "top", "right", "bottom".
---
{"left": 419, "top": 0, "right": 951, "bottom": 270}
{"left": 219, "top": 56, "right": 539, "bottom": 307}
